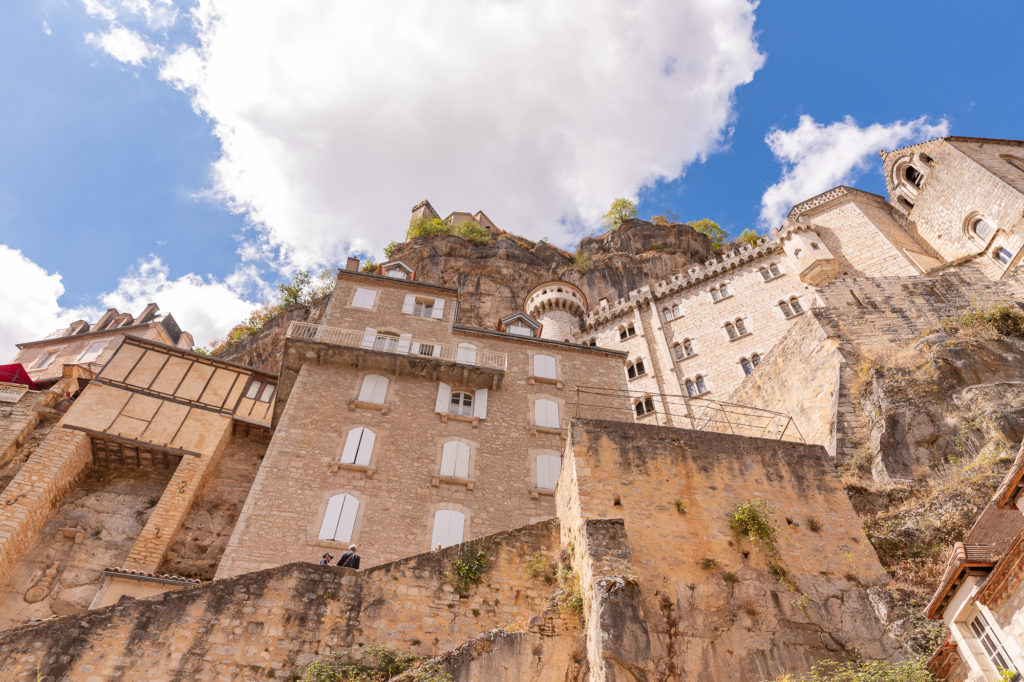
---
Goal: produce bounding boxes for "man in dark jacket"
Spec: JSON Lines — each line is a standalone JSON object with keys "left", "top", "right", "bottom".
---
{"left": 336, "top": 544, "right": 360, "bottom": 569}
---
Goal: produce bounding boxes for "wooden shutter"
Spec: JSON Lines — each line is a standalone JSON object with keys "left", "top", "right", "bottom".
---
{"left": 354, "top": 429, "right": 375, "bottom": 466}
{"left": 536, "top": 399, "right": 559, "bottom": 428}
{"left": 441, "top": 441, "right": 469, "bottom": 478}
{"left": 473, "top": 388, "right": 488, "bottom": 419}
{"left": 397, "top": 333, "right": 412, "bottom": 355}
{"left": 318, "top": 495, "right": 345, "bottom": 539}
{"left": 318, "top": 494, "right": 359, "bottom": 541}
{"left": 402, "top": 294, "right": 416, "bottom": 315}
{"left": 340, "top": 428, "right": 362, "bottom": 464}
{"left": 431, "top": 298, "right": 445, "bottom": 319}
{"left": 358, "top": 375, "right": 386, "bottom": 403}
{"left": 360, "top": 327, "right": 377, "bottom": 349}
{"left": 457, "top": 343, "right": 476, "bottom": 364}
{"left": 432, "top": 510, "right": 465, "bottom": 548}
{"left": 536, "top": 455, "right": 561, "bottom": 490}
{"left": 434, "top": 382, "right": 452, "bottom": 414}
{"left": 533, "top": 355, "right": 556, "bottom": 379}
{"left": 352, "top": 288, "right": 376, "bottom": 309}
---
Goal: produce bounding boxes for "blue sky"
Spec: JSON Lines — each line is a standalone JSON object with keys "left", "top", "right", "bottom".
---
{"left": 0, "top": 0, "right": 1021, "bottom": 355}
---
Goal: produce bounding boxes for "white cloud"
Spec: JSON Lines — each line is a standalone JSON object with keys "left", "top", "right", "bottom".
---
{"left": 42, "top": 20, "right": 53, "bottom": 36}
{"left": 0, "top": 246, "right": 88, "bottom": 363}
{"left": 85, "top": 25, "right": 158, "bottom": 65}
{"left": 98, "top": 256, "right": 258, "bottom": 347}
{"left": 151, "top": 0, "right": 763, "bottom": 265}
{"left": 758, "top": 115, "right": 950, "bottom": 228}
{"left": 82, "top": 0, "right": 178, "bottom": 30}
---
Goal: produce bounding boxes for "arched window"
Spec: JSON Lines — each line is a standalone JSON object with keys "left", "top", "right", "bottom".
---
{"left": 456, "top": 343, "right": 477, "bottom": 364}
{"left": 905, "top": 165, "right": 923, "bottom": 188}
{"left": 619, "top": 324, "right": 636, "bottom": 340}
{"left": 318, "top": 493, "right": 359, "bottom": 542}
{"left": 663, "top": 308, "right": 673, "bottom": 321}
{"left": 357, "top": 374, "right": 389, "bottom": 404}
{"left": 431, "top": 509, "right": 465, "bottom": 549}
{"left": 535, "top": 399, "right": 560, "bottom": 428}
{"left": 759, "top": 268, "right": 770, "bottom": 281}
{"left": 994, "top": 247, "right": 1013, "bottom": 265}
{"left": 735, "top": 318, "right": 747, "bottom": 335}
{"left": 626, "top": 359, "right": 646, "bottom": 379}
{"left": 536, "top": 455, "right": 561, "bottom": 490}
{"left": 779, "top": 300, "right": 793, "bottom": 318}
{"left": 710, "top": 288, "right": 722, "bottom": 302}
{"left": 725, "top": 322, "right": 737, "bottom": 340}
{"left": 720, "top": 283, "right": 730, "bottom": 297}
{"left": 770, "top": 263, "right": 781, "bottom": 277}
{"left": 789, "top": 297, "right": 803, "bottom": 314}
{"left": 634, "top": 396, "right": 655, "bottom": 417}
{"left": 740, "top": 358, "right": 753, "bottom": 375}
{"left": 533, "top": 354, "right": 556, "bottom": 379}
{"left": 973, "top": 218, "right": 995, "bottom": 241}
{"left": 673, "top": 304, "right": 683, "bottom": 318}
{"left": 696, "top": 375, "right": 707, "bottom": 394}
{"left": 450, "top": 391, "right": 474, "bottom": 416}
{"left": 373, "top": 333, "right": 399, "bottom": 352}
{"left": 751, "top": 353, "right": 761, "bottom": 367}
{"left": 440, "top": 441, "right": 470, "bottom": 478}
{"left": 340, "top": 427, "right": 375, "bottom": 466}
{"left": 684, "top": 380, "right": 696, "bottom": 397}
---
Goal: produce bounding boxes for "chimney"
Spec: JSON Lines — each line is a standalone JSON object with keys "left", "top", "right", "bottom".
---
{"left": 346, "top": 257, "right": 360, "bottom": 272}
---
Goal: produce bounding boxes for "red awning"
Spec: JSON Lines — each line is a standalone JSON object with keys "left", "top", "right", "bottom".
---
{"left": 0, "top": 364, "right": 39, "bottom": 391}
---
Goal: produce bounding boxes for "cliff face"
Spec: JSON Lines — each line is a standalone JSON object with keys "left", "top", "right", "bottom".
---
{"left": 214, "top": 299, "right": 329, "bottom": 375}
{"left": 389, "top": 219, "right": 712, "bottom": 327}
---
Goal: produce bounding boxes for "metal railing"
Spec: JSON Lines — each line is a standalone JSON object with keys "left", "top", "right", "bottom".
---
{"left": 570, "top": 385, "right": 805, "bottom": 442}
{"left": 287, "top": 321, "right": 508, "bottom": 371}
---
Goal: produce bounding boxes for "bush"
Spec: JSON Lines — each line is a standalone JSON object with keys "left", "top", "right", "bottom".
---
{"left": 452, "top": 220, "right": 491, "bottom": 245}
{"left": 687, "top": 218, "right": 727, "bottom": 251}
{"left": 448, "top": 539, "right": 493, "bottom": 595}
{"left": 777, "top": 655, "right": 934, "bottom": 681}
{"left": 738, "top": 228, "right": 761, "bottom": 247}
{"left": 406, "top": 216, "right": 491, "bottom": 245}
{"left": 602, "top": 198, "right": 637, "bottom": 229}
{"left": 940, "top": 304, "right": 1024, "bottom": 337}
{"left": 297, "top": 645, "right": 450, "bottom": 682}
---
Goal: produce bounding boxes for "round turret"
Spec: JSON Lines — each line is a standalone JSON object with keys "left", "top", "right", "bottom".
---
{"left": 524, "top": 282, "right": 588, "bottom": 342}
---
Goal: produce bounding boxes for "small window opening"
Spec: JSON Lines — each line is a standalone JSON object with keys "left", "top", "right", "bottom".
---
{"left": 735, "top": 318, "right": 747, "bottom": 335}
{"left": 789, "top": 297, "right": 803, "bottom": 314}
{"left": 994, "top": 247, "right": 1013, "bottom": 265}
{"left": 770, "top": 264, "right": 781, "bottom": 277}
{"left": 973, "top": 218, "right": 994, "bottom": 241}
{"left": 613, "top": 495, "right": 622, "bottom": 507}
{"left": 905, "top": 165, "right": 923, "bottom": 188}
{"left": 449, "top": 391, "right": 473, "bottom": 416}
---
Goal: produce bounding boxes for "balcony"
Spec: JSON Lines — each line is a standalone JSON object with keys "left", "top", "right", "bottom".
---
{"left": 275, "top": 322, "right": 507, "bottom": 426}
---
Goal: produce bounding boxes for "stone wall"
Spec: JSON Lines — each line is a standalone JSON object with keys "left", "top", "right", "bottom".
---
{"left": 0, "top": 520, "right": 566, "bottom": 681}
{"left": 559, "top": 418, "right": 898, "bottom": 680}
{"left": 0, "top": 390, "right": 47, "bottom": 470}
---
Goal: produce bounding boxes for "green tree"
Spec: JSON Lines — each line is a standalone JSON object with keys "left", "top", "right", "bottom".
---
{"left": 650, "top": 215, "right": 669, "bottom": 226}
{"left": 602, "top": 198, "right": 638, "bottom": 229}
{"left": 278, "top": 270, "right": 312, "bottom": 309}
{"left": 738, "top": 228, "right": 761, "bottom": 247}
{"left": 687, "top": 219, "right": 727, "bottom": 251}
{"left": 383, "top": 240, "right": 399, "bottom": 260}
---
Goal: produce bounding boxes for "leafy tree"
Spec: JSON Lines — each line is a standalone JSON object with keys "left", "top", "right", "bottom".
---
{"left": 602, "top": 198, "right": 638, "bottom": 229}
{"left": 361, "top": 259, "right": 378, "bottom": 273}
{"left": 650, "top": 215, "right": 669, "bottom": 226}
{"left": 383, "top": 240, "right": 399, "bottom": 260}
{"left": 278, "top": 270, "right": 312, "bottom": 309}
{"left": 407, "top": 217, "right": 450, "bottom": 240}
{"left": 738, "top": 229, "right": 761, "bottom": 247}
{"left": 687, "top": 219, "right": 727, "bottom": 251}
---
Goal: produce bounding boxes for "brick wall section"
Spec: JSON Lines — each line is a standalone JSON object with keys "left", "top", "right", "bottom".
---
{"left": 122, "top": 419, "right": 233, "bottom": 572}
{"left": 0, "top": 520, "right": 564, "bottom": 681}
{"left": 559, "top": 418, "right": 897, "bottom": 680}
{"left": 0, "top": 425, "right": 91, "bottom": 584}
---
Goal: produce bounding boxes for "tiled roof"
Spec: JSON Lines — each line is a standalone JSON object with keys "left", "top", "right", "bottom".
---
{"left": 995, "top": 441, "right": 1024, "bottom": 509}
{"left": 104, "top": 566, "right": 201, "bottom": 585}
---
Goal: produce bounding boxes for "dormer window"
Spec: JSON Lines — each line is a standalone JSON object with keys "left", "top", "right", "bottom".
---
{"left": 386, "top": 268, "right": 406, "bottom": 279}
{"left": 381, "top": 261, "right": 414, "bottom": 280}
{"left": 507, "top": 324, "right": 533, "bottom": 337}
{"left": 905, "top": 165, "right": 923, "bottom": 188}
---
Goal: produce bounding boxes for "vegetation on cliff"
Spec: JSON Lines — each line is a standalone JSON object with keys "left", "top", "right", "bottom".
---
{"left": 406, "top": 216, "right": 491, "bottom": 245}
{"left": 297, "top": 645, "right": 450, "bottom": 681}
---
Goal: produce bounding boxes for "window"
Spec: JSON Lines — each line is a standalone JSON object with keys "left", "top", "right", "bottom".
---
{"left": 973, "top": 218, "right": 995, "bottom": 241}
{"left": 905, "top": 165, "right": 923, "bottom": 188}
{"left": 720, "top": 283, "right": 730, "bottom": 297}
{"left": 626, "top": 359, "right": 646, "bottom": 379}
{"left": 741, "top": 358, "right": 753, "bottom": 375}
{"left": 770, "top": 264, "right": 781, "bottom": 277}
{"left": 751, "top": 353, "right": 761, "bottom": 367}
{"left": 710, "top": 284, "right": 731, "bottom": 302}
{"left": 506, "top": 324, "right": 531, "bottom": 336}
{"left": 634, "top": 396, "right": 655, "bottom": 417}
{"left": 684, "top": 376, "right": 708, "bottom": 396}
{"left": 536, "top": 455, "right": 561, "bottom": 490}
{"left": 30, "top": 350, "right": 58, "bottom": 370}
{"left": 402, "top": 294, "right": 443, "bottom": 319}
{"left": 351, "top": 287, "right": 377, "bottom": 309}
{"left": 683, "top": 339, "right": 694, "bottom": 356}
{"left": 619, "top": 324, "right": 636, "bottom": 340}
{"left": 969, "top": 612, "right": 1015, "bottom": 674}
{"left": 710, "top": 288, "right": 722, "bottom": 302}
{"left": 413, "top": 300, "right": 434, "bottom": 318}
{"left": 735, "top": 319, "right": 747, "bottom": 335}
{"left": 357, "top": 374, "right": 389, "bottom": 404}
{"left": 995, "top": 247, "right": 1014, "bottom": 265}
{"left": 450, "top": 391, "right": 474, "bottom": 416}
{"left": 373, "top": 333, "right": 399, "bottom": 352}
{"left": 77, "top": 340, "right": 107, "bottom": 363}
{"left": 897, "top": 197, "right": 914, "bottom": 211}
{"left": 789, "top": 297, "right": 803, "bottom": 314}
{"left": 663, "top": 308, "right": 673, "bottom": 321}
{"left": 456, "top": 343, "right": 477, "bottom": 364}
{"left": 779, "top": 300, "right": 794, "bottom": 318}
{"left": 431, "top": 509, "right": 465, "bottom": 549}
{"left": 663, "top": 304, "right": 683, "bottom": 322}
{"left": 587, "top": 339, "right": 597, "bottom": 347}
{"left": 759, "top": 268, "right": 771, "bottom": 281}
{"left": 246, "top": 380, "right": 276, "bottom": 402}
{"left": 535, "top": 398, "right": 560, "bottom": 428}
{"left": 533, "top": 354, "right": 556, "bottom": 379}
{"left": 696, "top": 375, "right": 707, "bottom": 394}
{"left": 340, "top": 427, "right": 375, "bottom": 466}
{"left": 318, "top": 494, "right": 359, "bottom": 542}
{"left": 685, "top": 380, "right": 696, "bottom": 397}
{"left": 725, "top": 322, "right": 737, "bottom": 340}
{"left": 385, "top": 268, "right": 407, "bottom": 279}
{"left": 440, "top": 441, "right": 470, "bottom": 478}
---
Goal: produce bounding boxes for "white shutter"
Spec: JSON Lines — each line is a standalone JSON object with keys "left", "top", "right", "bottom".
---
{"left": 533, "top": 355, "right": 556, "bottom": 379}
{"left": 440, "top": 442, "right": 458, "bottom": 477}
{"left": 354, "top": 429, "right": 375, "bottom": 466}
{"left": 434, "top": 382, "right": 452, "bottom": 414}
{"left": 318, "top": 494, "right": 345, "bottom": 539}
{"left": 360, "top": 327, "right": 377, "bottom": 349}
{"left": 454, "top": 442, "right": 469, "bottom": 478}
{"left": 536, "top": 455, "right": 561, "bottom": 490}
{"left": 536, "top": 399, "right": 559, "bottom": 428}
{"left": 402, "top": 294, "right": 416, "bottom": 315}
{"left": 358, "top": 375, "right": 388, "bottom": 404}
{"left": 352, "top": 288, "right": 376, "bottom": 309}
{"left": 432, "top": 510, "right": 465, "bottom": 548}
{"left": 397, "top": 333, "right": 412, "bottom": 355}
{"left": 432, "top": 299, "right": 445, "bottom": 319}
{"left": 457, "top": 343, "right": 476, "bottom": 364}
{"left": 334, "top": 495, "right": 359, "bottom": 542}
{"left": 473, "top": 388, "right": 488, "bottom": 419}
{"left": 340, "top": 428, "right": 362, "bottom": 464}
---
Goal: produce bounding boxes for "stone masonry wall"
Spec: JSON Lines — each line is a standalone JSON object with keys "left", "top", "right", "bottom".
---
{"left": 0, "top": 520, "right": 566, "bottom": 681}
{"left": 0, "top": 390, "right": 48, "bottom": 470}
{"left": 559, "top": 418, "right": 897, "bottom": 680}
